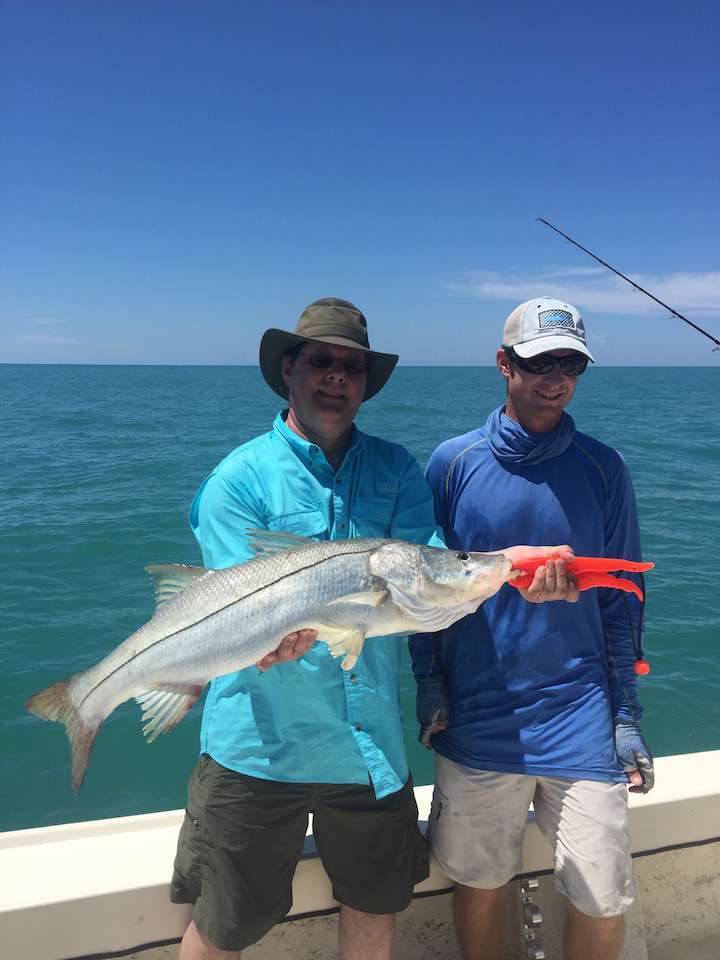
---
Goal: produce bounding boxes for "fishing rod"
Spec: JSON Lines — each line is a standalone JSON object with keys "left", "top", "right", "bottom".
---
{"left": 536, "top": 218, "right": 720, "bottom": 351}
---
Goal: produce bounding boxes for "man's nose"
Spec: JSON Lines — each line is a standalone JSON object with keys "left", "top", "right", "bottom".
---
{"left": 543, "top": 364, "right": 565, "bottom": 384}
{"left": 325, "top": 359, "right": 347, "bottom": 379}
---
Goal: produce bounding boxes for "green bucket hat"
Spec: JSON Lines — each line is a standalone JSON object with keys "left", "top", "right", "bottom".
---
{"left": 259, "top": 298, "right": 399, "bottom": 402}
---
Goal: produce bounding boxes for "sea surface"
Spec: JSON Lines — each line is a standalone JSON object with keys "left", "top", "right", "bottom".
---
{"left": 2, "top": 364, "right": 719, "bottom": 832}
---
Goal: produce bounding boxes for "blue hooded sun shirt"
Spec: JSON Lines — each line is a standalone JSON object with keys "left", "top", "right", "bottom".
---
{"left": 409, "top": 406, "right": 645, "bottom": 782}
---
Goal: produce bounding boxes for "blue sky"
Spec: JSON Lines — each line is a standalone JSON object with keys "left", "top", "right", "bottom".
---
{"left": 2, "top": 2, "right": 719, "bottom": 366}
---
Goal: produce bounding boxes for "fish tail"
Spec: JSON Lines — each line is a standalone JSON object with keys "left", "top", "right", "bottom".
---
{"left": 26, "top": 680, "right": 99, "bottom": 793}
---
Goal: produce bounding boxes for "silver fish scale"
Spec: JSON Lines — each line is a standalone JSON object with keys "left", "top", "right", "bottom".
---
{"left": 71, "top": 539, "right": 391, "bottom": 723}
{"left": 28, "top": 537, "right": 514, "bottom": 791}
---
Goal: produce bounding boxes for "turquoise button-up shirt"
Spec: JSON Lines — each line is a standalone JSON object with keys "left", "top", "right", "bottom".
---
{"left": 191, "top": 412, "right": 443, "bottom": 798}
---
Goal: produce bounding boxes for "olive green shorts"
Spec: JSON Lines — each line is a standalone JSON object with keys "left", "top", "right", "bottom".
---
{"left": 170, "top": 754, "right": 429, "bottom": 952}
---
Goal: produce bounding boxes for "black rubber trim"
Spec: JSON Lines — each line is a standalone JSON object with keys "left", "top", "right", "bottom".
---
{"left": 61, "top": 939, "right": 182, "bottom": 960}
{"left": 630, "top": 834, "right": 720, "bottom": 860}
{"left": 505, "top": 834, "right": 720, "bottom": 882}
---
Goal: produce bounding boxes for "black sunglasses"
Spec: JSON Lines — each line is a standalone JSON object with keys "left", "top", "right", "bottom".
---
{"left": 303, "top": 352, "right": 369, "bottom": 376}
{"left": 503, "top": 346, "right": 589, "bottom": 377}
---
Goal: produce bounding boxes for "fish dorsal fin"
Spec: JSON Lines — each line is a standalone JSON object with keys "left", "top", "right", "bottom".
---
{"left": 134, "top": 685, "right": 203, "bottom": 742}
{"left": 245, "top": 528, "right": 315, "bottom": 556}
{"left": 145, "top": 563, "right": 209, "bottom": 608}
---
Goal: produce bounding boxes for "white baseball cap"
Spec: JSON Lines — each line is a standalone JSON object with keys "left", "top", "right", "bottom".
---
{"left": 502, "top": 297, "right": 594, "bottom": 361}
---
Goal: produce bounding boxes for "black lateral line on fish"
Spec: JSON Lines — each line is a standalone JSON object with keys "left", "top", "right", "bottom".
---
{"left": 77, "top": 544, "right": 380, "bottom": 709}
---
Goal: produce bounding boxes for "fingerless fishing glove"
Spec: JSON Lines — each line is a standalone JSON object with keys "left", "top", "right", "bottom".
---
{"left": 615, "top": 721, "right": 655, "bottom": 793}
{"left": 416, "top": 676, "right": 450, "bottom": 750}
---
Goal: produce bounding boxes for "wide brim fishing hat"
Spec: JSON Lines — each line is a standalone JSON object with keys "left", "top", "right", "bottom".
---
{"left": 502, "top": 297, "right": 595, "bottom": 361}
{"left": 260, "top": 297, "right": 399, "bottom": 401}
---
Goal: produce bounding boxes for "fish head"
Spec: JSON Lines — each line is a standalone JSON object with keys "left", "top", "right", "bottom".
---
{"left": 369, "top": 542, "right": 513, "bottom": 624}
{"left": 415, "top": 545, "right": 514, "bottom": 605}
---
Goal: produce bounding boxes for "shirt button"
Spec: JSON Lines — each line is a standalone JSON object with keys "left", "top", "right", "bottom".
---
{"left": 354, "top": 722, "right": 363, "bottom": 731}
{"left": 335, "top": 476, "right": 342, "bottom": 484}
{"left": 350, "top": 674, "right": 358, "bottom": 683}
{"left": 338, "top": 522, "right": 345, "bottom": 529}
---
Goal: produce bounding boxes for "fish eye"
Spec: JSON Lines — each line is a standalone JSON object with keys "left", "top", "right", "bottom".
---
{"left": 457, "top": 552, "right": 469, "bottom": 561}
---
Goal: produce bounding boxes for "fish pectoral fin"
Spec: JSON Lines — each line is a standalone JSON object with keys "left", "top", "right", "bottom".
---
{"left": 134, "top": 685, "right": 203, "bottom": 742}
{"left": 244, "top": 528, "right": 315, "bottom": 556}
{"left": 317, "top": 625, "right": 367, "bottom": 671}
{"left": 327, "top": 589, "right": 388, "bottom": 608}
{"left": 145, "top": 564, "right": 210, "bottom": 608}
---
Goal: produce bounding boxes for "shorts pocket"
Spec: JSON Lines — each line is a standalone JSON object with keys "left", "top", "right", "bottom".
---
{"left": 429, "top": 784, "right": 447, "bottom": 825}
{"left": 171, "top": 807, "right": 207, "bottom": 898}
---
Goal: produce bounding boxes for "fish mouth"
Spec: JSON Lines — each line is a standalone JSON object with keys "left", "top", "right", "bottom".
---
{"left": 498, "top": 555, "right": 514, "bottom": 583}
{"left": 465, "top": 554, "right": 514, "bottom": 594}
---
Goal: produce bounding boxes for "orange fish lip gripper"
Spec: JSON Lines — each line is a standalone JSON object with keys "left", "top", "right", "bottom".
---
{"left": 508, "top": 555, "right": 655, "bottom": 676}
{"left": 508, "top": 556, "right": 655, "bottom": 602}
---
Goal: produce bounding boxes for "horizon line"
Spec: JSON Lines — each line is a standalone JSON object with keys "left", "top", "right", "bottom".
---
{"left": 2, "top": 361, "right": 718, "bottom": 369}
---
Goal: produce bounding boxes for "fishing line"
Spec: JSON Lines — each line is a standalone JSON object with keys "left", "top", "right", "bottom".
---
{"left": 536, "top": 218, "right": 720, "bottom": 350}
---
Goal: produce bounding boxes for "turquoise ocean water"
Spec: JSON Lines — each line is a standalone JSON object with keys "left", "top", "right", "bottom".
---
{"left": 2, "top": 364, "right": 719, "bottom": 832}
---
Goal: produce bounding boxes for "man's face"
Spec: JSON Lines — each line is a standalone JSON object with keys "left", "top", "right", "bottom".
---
{"left": 498, "top": 348, "right": 581, "bottom": 431}
{"left": 282, "top": 342, "right": 368, "bottom": 440}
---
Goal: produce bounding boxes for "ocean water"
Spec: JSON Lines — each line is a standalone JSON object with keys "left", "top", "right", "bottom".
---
{"left": 2, "top": 364, "right": 719, "bottom": 832}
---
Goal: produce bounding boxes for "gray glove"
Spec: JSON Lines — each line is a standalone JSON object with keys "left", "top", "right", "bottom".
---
{"left": 615, "top": 721, "right": 654, "bottom": 793}
{"left": 416, "top": 676, "right": 450, "bottom": 749}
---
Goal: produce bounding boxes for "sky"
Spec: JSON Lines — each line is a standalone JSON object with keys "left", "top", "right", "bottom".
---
{"left": 2, "top": 1, "right": 719, "bottom": 366}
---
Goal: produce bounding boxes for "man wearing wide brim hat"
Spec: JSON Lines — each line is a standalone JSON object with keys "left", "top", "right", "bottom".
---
{"left": 259, "top": 296, "right": 399, "bottom": 402}
{"left": 172, "top": 296, "right": 439, "bottom": 959}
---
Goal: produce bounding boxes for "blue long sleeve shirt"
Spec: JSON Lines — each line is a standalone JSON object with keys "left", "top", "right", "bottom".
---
{"left": 192, "top": 412, "right": 443, "bottom": 798}
{"left": 410, "top": 407, "right": 645, "bottom": 782}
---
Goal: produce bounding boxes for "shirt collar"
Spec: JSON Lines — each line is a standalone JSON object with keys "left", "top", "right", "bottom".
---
{"left": 273, "top": 410, "right": 365, "bottom": 470}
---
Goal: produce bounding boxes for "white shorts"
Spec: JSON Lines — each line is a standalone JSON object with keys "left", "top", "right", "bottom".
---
{"left": 430, "top": 753, "right": 634, "bottom": 918}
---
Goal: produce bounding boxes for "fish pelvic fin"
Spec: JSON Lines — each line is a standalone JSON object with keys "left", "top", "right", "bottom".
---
{"left": 318, "top": 626, "right": 367, "bottom": 671}
{"left": 134, "top": 686, "right": 203, "bottom": 742}
{"left": 26, "top": 680, "right": 99, "bottom": 794}
{"left": 145, "top": 564, "right": 209, "bottom": 609}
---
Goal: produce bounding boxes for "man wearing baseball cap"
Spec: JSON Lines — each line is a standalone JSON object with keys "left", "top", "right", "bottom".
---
{"left": 411, "top": 297, "right": 653, "bottom": 960}
{"left": 170, "top": 297, "right": 575, "bottom": 959}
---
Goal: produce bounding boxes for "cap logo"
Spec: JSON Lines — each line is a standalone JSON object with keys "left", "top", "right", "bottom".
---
{"left": 538, "top": 308, "right": 575, "bottom": 329}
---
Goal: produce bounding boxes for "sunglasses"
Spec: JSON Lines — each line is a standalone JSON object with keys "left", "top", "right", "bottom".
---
{"left": 504, "top": 346, "right": 589, "bottom": 377}
{"left": 303, "top": 352, "right": 369, "bottom": 376}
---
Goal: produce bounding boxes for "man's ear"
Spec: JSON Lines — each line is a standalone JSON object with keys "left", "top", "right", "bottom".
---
{"left": 281, "top": 355, "right": 293, "bottom": 388}
{"left": 497, "top": 348, "right": 512, "bottom": 379}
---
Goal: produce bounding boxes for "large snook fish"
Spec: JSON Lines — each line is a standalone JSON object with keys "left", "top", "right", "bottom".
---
{"left": 27, "top": 531, "right": 514, "bottom": 792}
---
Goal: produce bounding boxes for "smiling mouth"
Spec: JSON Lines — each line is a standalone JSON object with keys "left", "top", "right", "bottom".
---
{"left": 535, "top": 389, "right": 564, "bottom": 401}
{"left": 317, "top": 389, "right": 346, "bottom": 400}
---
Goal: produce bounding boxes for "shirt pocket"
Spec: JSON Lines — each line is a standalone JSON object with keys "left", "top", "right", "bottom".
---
{"left": 267, "top": 509, "right": 328, "bottom": 539}
{"left": 352, "top": 496, "right": 395, "bottom": 538}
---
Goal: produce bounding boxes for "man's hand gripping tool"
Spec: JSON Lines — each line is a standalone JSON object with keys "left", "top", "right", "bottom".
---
{"left": 509, "top": 555, "right": 655, "bottom": 675}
